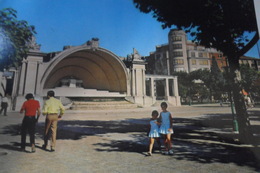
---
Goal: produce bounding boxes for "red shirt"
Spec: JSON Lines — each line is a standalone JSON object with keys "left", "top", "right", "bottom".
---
{"left": 21, "top": 99, "right": 40, "bottom": 116}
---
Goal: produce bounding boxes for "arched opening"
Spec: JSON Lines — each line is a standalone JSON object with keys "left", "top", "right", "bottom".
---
{"left": 41, "top": 47, "right": 128, "bottom": 97}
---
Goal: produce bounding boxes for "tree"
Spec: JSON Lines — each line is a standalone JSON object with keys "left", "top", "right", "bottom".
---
{"left": 0, "top": 8, "right": 36, "bottom": 70}
{"left": 240, "top": 64, "right": 260, "bottom": 94}
{"left": 210, "top": 56, "right": 225, "bottom": 100}
{"left": 173, "top": 71, "right": 194, "bottom": 103}
{"left": 190, "top": 69, "right": 213, "bottom": 101}
{"left": 133, "top": 0, "right": 259, "bottom": 143}
{"left": 174, "top": 70, "right": 213, "bottom": 103}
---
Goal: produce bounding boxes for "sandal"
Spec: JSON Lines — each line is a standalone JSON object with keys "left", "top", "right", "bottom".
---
{"left": 168, "top": 149, "right": 173, "bottom": 155}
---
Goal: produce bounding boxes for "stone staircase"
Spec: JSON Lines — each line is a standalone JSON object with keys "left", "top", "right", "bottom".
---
{"left": 152, "top": 100, "right": 175, "bottom": 107}
{"left": 70, "top": 100, "right": 139, "bottom": 110}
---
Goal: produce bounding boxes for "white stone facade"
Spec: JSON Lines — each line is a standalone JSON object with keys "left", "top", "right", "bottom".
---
{"left": 11, "top": 39, "right": 181, "bottom": 110}
{"left": 0, "top": 72, "right": 6, "bottom": 97}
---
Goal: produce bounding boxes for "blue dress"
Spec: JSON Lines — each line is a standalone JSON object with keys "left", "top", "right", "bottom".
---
{"left": 148, "top": 120, "right": 160, "bottom": 138}
{"left": 159, "top": 111, "right": 173, "bottom": 134}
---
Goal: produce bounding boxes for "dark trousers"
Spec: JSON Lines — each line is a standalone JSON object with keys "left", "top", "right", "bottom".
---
{"left": 21, "top": 116, "right": 36, "bottom": 149}
{"left": 0, "top": 102, "right": 8, "bottom": 115}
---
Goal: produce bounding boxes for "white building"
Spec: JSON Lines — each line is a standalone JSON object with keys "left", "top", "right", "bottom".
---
{"left": 147, "top": 29, "right": 225, "bottom": 74}
{"left": 11, "top": 38, "right": 180, "bottom": 111}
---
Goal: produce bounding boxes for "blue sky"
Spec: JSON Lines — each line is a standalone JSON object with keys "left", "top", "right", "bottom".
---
{"left": 1, "top": 0, "right": 260, "bottom": 58}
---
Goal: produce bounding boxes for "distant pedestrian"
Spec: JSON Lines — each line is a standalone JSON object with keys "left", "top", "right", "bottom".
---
{"left": 20, "top": 93, "right": 41, "bottom": 152}
{"left": 158, "top": 102, "right": 173, "bottom": 155}
{"left": 246, "top": 96, "right": 254, "bottom": 108}
{"left": 147, "top": 110, "right": 161, "bottom": 156}
{"left": 219, "top": 99, "right": 223, "bottom": 107}
{"left": 0, "top": 94, "right": 8, "bottom": 116}
{"left": 42, "top": 90, "right": 65, "bottom": 152}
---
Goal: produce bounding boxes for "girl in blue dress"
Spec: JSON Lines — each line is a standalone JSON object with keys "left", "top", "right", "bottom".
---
{"left": 158, "top": 102, "right": 173, "bottom": 155}
{"left": 147, "top": 110, "right": 160, "bottom": 156}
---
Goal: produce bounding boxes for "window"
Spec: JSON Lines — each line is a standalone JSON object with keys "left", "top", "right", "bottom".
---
{"left": 198, "top": 52, "right": 203, "bottom": 57}
{"left": 173, "top": 59, "right": 184, "bottom": 65}
{"left": 199, "top": 60, "right": 208, "bottom": 65}
{"left": 173, "top": 51, "right": 183, "bottom": 57}
{"left": 172, "top": 44, "right": 182, "bottom": 49}
{"left": 156, "top": 54, "right": 161, "bottom": 58}
{"left": 191, "top": 59, "right": 196, "bottom": 65}
{"left": 172, "top": 36, "right": 182, "bottom": 41}
{"left": 191, "top": 52, "right": 195, "bottom": 57}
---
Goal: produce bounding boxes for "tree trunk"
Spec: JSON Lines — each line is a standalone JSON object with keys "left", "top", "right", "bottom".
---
{"left": 228, "top": 57, "right": 253, "bottom": 144}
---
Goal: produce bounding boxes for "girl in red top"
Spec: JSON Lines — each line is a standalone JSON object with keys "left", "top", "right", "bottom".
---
{"left": 20, "top": 93, "right": 41, "bottom": 153}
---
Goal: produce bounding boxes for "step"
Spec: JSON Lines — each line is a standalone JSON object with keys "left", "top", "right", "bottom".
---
{"left": 70, "top": 101, "right": 138, "bottom": 110}
{"left": 73, "top": 100, "right": 133, "bottom": 105}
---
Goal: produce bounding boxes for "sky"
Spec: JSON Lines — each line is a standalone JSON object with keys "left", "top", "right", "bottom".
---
{"left": 0, "top": 0, "right": 260, "bottom": 58}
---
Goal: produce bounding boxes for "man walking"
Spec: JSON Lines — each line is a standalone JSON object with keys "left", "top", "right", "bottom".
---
{"left": 0, "top": 94, "right": 8, "bottom": 116}
{"left": 20, "top": 93, "right": 41, "bottom": 152}
{"left": 42, "top": 90, "right": 65, "bottom": 152}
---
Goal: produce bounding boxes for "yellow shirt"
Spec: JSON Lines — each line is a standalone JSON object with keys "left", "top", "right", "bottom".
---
{"left": 42, "top": 97, "right": 65, "bottom": 115}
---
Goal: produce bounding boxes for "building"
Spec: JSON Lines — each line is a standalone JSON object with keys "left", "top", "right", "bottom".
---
{"left": 147, "top": 29, "right": 227, "bottom": 74}
{"left": 239, "top": 56, "right": 260, "bottom": 71}
{"left": 147, "top": 29, "right": 260, "bottom": 75}
{"left": 10, "top": 38, "right": 180, "bottom": 111}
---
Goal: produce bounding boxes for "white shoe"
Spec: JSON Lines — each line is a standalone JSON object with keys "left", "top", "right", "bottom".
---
{"left": 168, "top": 149, "right": 173, "bottom": 155}
{"left": 161, "top": 150, "right": 168, "bottom": 155}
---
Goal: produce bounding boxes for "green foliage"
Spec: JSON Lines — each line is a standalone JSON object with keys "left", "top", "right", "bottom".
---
{"left": 173, "top": 70, "right": 211, "bottom": 102}
{"left": 133, "top": 0, "right": 259, "bottom": 57}
{"left": 174, "top": 68, "right": 227, "bottom": 101}
{"left": 133, "top": 0, "right": 258, "bottom": 140}
{"left": 210, "top": 57, "right": 225, "bottom": 98}
{"left": 240, "top": 64, "right": 260, "bottom": 93}
{"left": 0, "top": 8, "right": 36, "bottom": 70}
{"left": 172, "top": 71, "right": 192, "bottom": 99}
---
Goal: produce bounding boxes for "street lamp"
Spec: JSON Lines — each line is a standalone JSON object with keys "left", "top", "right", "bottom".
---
{"left": 225, "top": 58, "right": 239, "bottom": 133}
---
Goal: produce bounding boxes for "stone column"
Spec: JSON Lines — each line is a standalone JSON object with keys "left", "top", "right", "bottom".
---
{"left": 150, "top": 77, "right": 155, "bottom": 97}
{"left": 165, "top": 78, "right": 169, "bottom": 98}
{"left": 131, "top": 68, "right": 136, "bottom": 96}
{"left": 35, "top": 61, "right": 43, "bottom": 95}
{"left": 166, "top": 50, "right": 170, "bottom": 75}
{"left": 126, "top": 69, "right": 131, "bottom": 96}
{"left": 173, "top": 76, "right": 179, "bottom": 96}
{"left": 24, "top": 57, "right": 41, "bottom": 94}
{"left": 18, "top": 59, "right": 27, "bottom": 95}
{"left": 142, "top": 69, "right": 146, "bottom": 96}
{"left": 10, "top": 68, "right": 18, "bottom": 99}
{"left": 130, "top": 62, "right": 146, "bottom": 105}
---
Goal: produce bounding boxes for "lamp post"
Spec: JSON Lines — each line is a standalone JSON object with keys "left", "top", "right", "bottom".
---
{"left": 189, "top": 87, "right": 192, "bottom": 106}
{"left": 225, "top": 58, "right": 239, "bottom": 133}
{"left": 229, "top": 91, "right": 239, "bottom": 132}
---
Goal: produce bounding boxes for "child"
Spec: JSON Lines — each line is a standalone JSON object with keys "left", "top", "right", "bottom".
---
{"left": 158, "top": 102, "right": 173, "bottom": 155}
{"left": 147, "top": 110, "right": 161, "bottom": 156}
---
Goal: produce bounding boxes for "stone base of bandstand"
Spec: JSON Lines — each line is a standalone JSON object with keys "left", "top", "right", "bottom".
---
{"left": 13, "top": 95, "right": 45, "bottom": 111}
{"left": 166, "top": 96, "right": 181, "bottom": 106}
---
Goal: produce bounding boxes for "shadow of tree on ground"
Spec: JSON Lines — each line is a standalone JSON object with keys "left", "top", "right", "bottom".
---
{"left": 1, "top": 110, "right": 260, "bottom": 170}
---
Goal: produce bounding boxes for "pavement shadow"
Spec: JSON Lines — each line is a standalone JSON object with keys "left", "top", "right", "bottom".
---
{"left": 92, "top": 113, "right": 260, "bottom": 170}
{"left": 0, "top": 142, "right": 44, "bottom": 153}
{"left": 172, "top": 113, "right": 260, "bottom": 170}
{"left": 1, "top": 112, "right": 259, "bottom": 170}
{"left": 0, "top": 142, "right": 23, "bottom": 152}
{"left": 0, "top": 119, "right": 148, "bottom": 140}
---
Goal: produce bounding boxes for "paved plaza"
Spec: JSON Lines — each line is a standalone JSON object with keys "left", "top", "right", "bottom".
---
{"left": 0, "top": 103, "right": 260, "bottom": 173}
